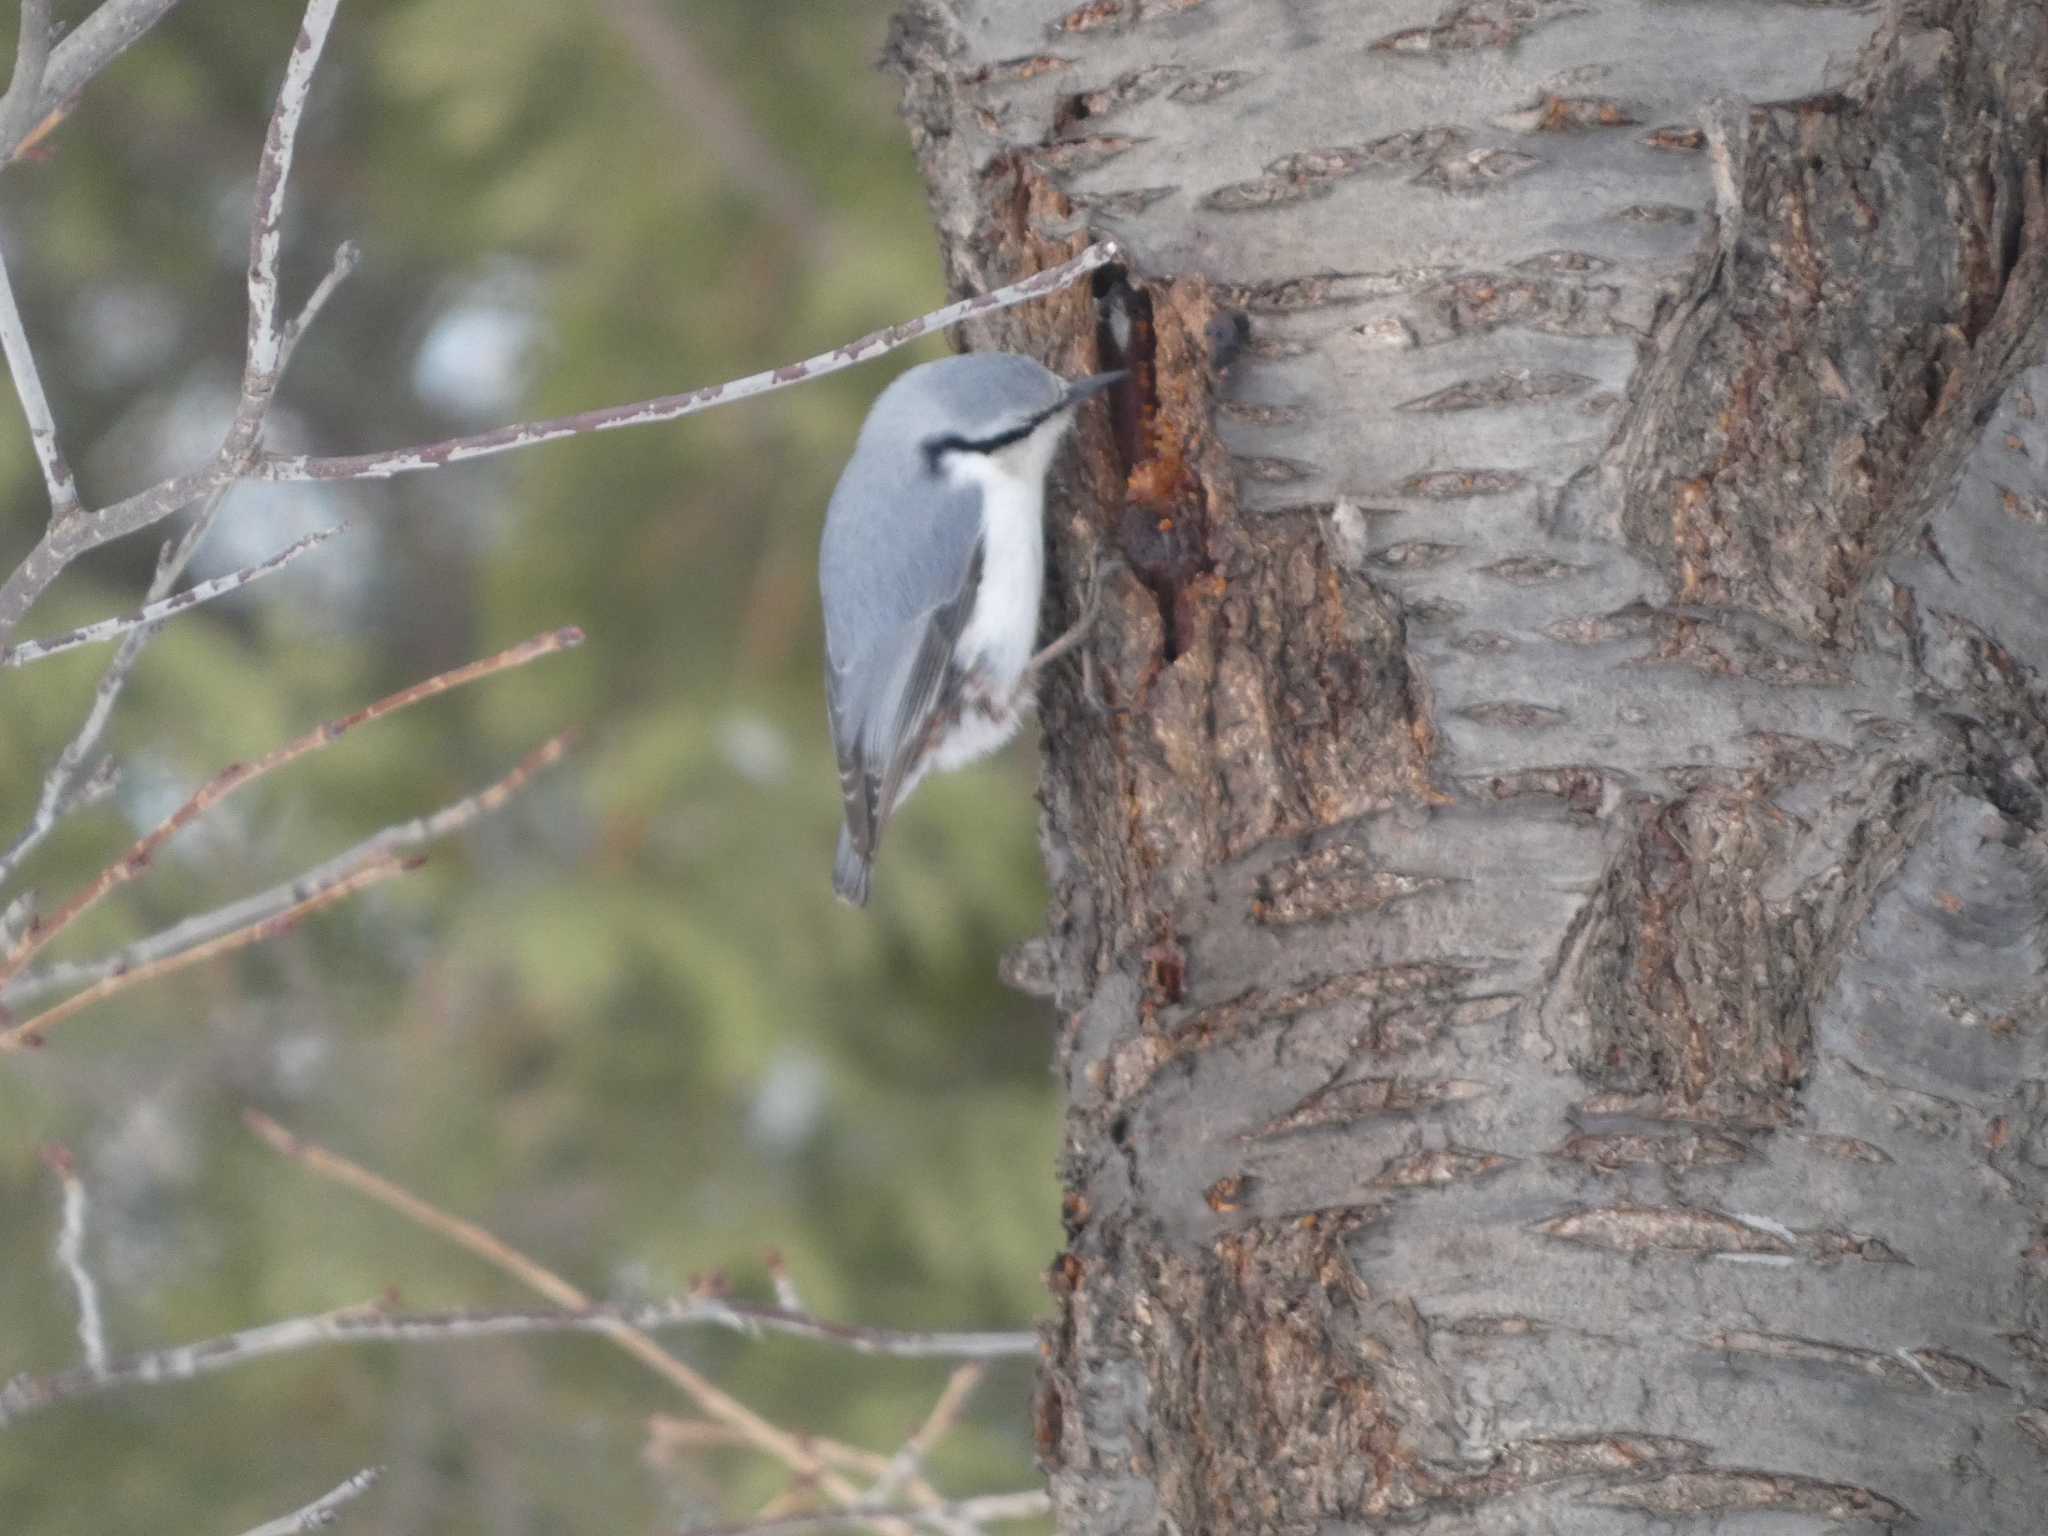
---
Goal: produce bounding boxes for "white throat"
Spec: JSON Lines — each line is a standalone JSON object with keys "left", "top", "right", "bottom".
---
{"left": 923, "top": 411, "right": 1072, "bottom": 770}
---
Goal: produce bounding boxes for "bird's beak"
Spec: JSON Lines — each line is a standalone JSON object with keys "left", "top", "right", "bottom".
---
{"left": 1062, "top": 369, "right": 1126, "bottom": 408}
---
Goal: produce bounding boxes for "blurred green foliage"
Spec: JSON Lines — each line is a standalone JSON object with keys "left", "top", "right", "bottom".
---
{"left": 0, "top": 2, "right": 1062, "bottom": 1529}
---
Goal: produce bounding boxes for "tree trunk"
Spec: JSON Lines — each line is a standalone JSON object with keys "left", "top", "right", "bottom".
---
{"left": 888, "top": 1, "right": 2048, "bottom": 1530}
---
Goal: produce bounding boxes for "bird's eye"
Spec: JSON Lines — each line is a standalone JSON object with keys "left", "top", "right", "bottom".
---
{"left": 922, "top": 436, "right": 961, "bottom": 475}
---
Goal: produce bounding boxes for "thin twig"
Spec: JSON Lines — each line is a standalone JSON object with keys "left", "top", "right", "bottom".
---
{"left": 0, "top": 526, "right": 342, "bottom": 667}
{"left": 41, "top": 1145, "right": 109, "bottom": 1375}
{"left": 242, "top": 1112, "right": 904, "bottom": 1518}
{"left": 0, "top": 1297, "right": 1031, "bottom": 1426}
{"left": 0, "top": 219, "right": 80, "bottom": 518}
{"left": 251, "top": 240, "right": 1122, "bottom": 486}
{"left": 0, "top": 0, "right": 53, "bottom": 163}
{"left": 0, "top": 489, "right": 227, "bottom": 891}
{"left": 754, "top": 1365, "right": 980, "bottom": 1536}
{"left": 225, "top": 0, "right": 341, "bottom": 461}
{"left": 0, "top": 855, "right": 413, "bottom": 1050}
{"left": 2, "top": 892, "right": 34, "bottom": 949}
{"left": 0, "top": 626, "right": 582, "bottom": 986}
{"left": 866, "top": 1367, "right": 984, "bottom": 1509}
{"left": 233, "top": 1468, "right": 381, "bottom": 1536}
{"left": 0, "top": 753, "right": 116, "bottom": 895}
{"left": 279, "top": 239, "right": 360, "bottom": 370}
{"left": 0, "top": 465, "right": 241, "bottom": 649}
{"left": 685, "top": 1492, "right": 1052, "bottom": 1536}
{"left": 2, "top": 730, "right": 577, "bottom": 1010}
{"left": 647, "top": 1419, "right": 940, "bottom": 1496}
{"left": 2, "top": 0, "right": 189, "bottom": 166}
{"left": 660, "top": 1432, "right": 969, "bottom": 1526}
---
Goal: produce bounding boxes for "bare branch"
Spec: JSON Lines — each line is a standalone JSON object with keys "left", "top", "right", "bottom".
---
{"left": 0, "top": 626, "right": 582, "bottom": 987}
{"left": 233, "top": 1468, "right": 381, "bottom": 1536}
{"left": 0, "top": 741, "right": 113, "bottom": 893}
{"left": 648, "top": 1419, "right": 941, "bottom": 1496}
{"left": 0, "top": 526, "right": 342, "bottom": 668}
{"left": 647, "top": 1421, "right": 956, "bottom": 1520}
{"left": 250, "top": 240, "right": 1124, "bottom": 486}
{"left": 0, "top": 854, "right": 413, "bottom": 1050}
{"left": 755, "top": 1364, "right": 986, "bottom": 1532}
{"left": 685, "top": 1492, "right": 1053, "bottom": 1536}
{"left": 0, "top": 490, "right": 226, "bottom": 890}
{"left": 243, "top": 1111, "right": 920, "bottom": 1519}
{"left": 2, "top": 891, "right": 35, "bottom": 949}
{"left": 279, "top": 238, "right": 360, "bottom": 371}
{"left": 0, "top": 1295, "right": 1031, "bottom": 1426}
{"left": 0, "top": 463, "right": 228, "bottom": 648}
{"left": 0, "top": 0, "right": 53, "bottom": 161}
{"left": 40, "top": 1145, "right": 109, "bottom": 1375}
{"left": 867, "top": 1366, "right": 984, "bottom": 1509}
{"left": 0, "top": 219, "right": 81, "bottom": 519}
{"left": 2, "top": 730, "right": 577, "bottom": 1010}
{"left": 225, "top": 0, "right": 342, "bottom": 460}
{"left": 695, "top": 1304, "right": 1029, "bottom": 1363}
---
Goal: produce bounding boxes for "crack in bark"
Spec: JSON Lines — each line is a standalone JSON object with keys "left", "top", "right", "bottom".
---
{"left": 1426, "top": 1433, "right": 1706, "bottom": 1504}
{"left": 1410, "top": 269, "right": 1635, "bottom": 342}
{"left": 1553, "top": 1129, "right": 1753, "bottom": 1172}
{"left": 1252, "top": 1075, "right": 1491, "bottom": 1140}
{"left": 1252, "top": 842, "right": 1453, "bottom": 926}
{"left": 1537, "top": 1203, "right": 1906, "bottom": 1265}
{"left": 1581, "top": 1467, "right": 1910, "bottom": 1521}
{"left": 1706, "top": 1329, "right": 2009, "bottom": 1393}
{"left": 1372, "top": 0, "right": 1588, "bottom": 55}
{"left": 1203, "top": 129, "right": 1478, "bottom": 212}
{"left": 1397, "top": 368, "right": 1597, "bottom": 413}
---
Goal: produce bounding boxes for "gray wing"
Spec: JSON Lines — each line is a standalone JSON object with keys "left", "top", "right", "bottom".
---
{"left": 828, "top": 539, "right": 984, "bottom": 868}
{"left": 821, "top": 446, "right": 985, "bottom": 871}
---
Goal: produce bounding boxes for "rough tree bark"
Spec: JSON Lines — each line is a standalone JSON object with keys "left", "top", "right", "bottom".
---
{"left": 888, "top": 0, "right": 2048, "bottom": 1531}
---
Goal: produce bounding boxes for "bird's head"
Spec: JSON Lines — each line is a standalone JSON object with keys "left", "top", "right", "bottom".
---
{"left": 860, "top": 353, "right": 1122, "bottom": 486}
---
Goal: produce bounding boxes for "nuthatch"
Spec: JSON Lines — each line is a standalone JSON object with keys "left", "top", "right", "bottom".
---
{"left": 819, "top": 352, "right": 1121, "bottom": 905}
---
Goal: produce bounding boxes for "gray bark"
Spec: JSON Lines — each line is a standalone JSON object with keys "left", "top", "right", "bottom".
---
{"left": 889, "top": 0, "right": 2048, "bottom": 1531}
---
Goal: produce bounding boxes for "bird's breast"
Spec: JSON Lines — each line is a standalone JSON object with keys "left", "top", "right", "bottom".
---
{"left": 954, "top": 466, "right": 1047, "bottom": 691}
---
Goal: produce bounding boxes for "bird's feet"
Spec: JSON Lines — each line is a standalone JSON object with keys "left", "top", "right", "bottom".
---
{"left": 1012, "top": 551, "right": 1129, "bottom": 718}
{"left": 1024, "top": 551, "right": 1123, "bottom": 679}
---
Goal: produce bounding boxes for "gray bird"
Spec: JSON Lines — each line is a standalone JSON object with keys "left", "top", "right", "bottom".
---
{"left": 819, "top": 352, "right": 1121, "bottom": 905}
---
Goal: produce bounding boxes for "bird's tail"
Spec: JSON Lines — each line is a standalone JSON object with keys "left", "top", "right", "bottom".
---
{"left": 833, "top": 826, "right": 873, "bottom": 906}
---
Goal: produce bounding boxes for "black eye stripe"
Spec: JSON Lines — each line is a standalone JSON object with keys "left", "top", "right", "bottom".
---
{"left": 922, "top": 402, "right": 1067, "bottom": 470}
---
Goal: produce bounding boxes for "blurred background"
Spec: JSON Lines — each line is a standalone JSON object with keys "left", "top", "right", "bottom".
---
{"left": 0, "top": 2, "right": 1063, "bottom": 1529}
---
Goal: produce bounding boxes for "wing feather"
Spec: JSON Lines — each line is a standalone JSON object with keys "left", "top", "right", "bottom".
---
{"left": 829, "top": 539, "right": 984, "bottom": 865}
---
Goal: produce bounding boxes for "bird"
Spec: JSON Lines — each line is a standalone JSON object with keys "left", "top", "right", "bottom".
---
{"left": 818, "top": 351, "right": 1122, "bottom": 906}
